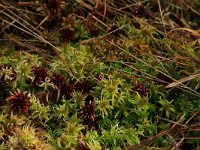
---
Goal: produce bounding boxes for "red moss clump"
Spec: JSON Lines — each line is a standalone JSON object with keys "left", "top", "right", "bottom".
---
{"left": 7, "top": 90, "right": 30, "bottom": 114}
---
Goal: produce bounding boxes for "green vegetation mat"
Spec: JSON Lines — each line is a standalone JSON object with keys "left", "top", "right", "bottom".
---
{"left": 0, "top": 0, "right": 200, "bottom": 149}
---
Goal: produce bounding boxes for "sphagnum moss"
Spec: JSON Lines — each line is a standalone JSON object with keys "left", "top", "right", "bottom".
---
{"left": 1, "top": 0, "right": 200, "bottom": 149}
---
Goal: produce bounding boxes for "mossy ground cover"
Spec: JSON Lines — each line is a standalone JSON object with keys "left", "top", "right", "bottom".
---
{"left": 0, "top": 0, "right": 200, "bottom": 149}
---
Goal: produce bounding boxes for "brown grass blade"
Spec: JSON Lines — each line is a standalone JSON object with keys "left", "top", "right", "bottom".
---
{"left": 169, "top": 28, "right": 200, "bottom": 38}
{"left": 166, "top": 73, "right": 200, "bottom": 89}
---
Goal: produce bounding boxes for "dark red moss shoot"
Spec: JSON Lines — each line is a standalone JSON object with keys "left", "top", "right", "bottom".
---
{"left": 51, "top": 73, "right": 66, "bottom": 89}
{"left": 7, "top": 90, "right": 30, "bottom": 114}
{"left": 132, "top": 4, "right": 146, "bottom": 18}
{"left": 80, "top": 95, "right": 99, "bottom": 130}
{"left": 89, "top": 28, "right": 100, "bottom": 37}
{"left": 132, "top": 80, "right": 148, "bottom": 97}
{"left": 157, "top": 72, "right": 173, "bottom": 85}
{"left": 61, "top": 82, "right": 75, "bottom": 99}
{"left": 31, "top": 66, "right": 48, "bottom": 87}
{"left": 95, "top": 73, "right": 103, "bottom": 81}
{"left": 77, "top": 138, "right": 90, "bottom": 150}
{"left": 46, "top": 0, "right": 62, "bottom": 14}
{"left": 74, "top": 81, "right": 92, "bottom": 94}
{"left": 59, "top": 27, "right": 76, "bottom": 43}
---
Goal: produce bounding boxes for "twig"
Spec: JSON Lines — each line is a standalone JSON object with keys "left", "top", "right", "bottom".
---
{"left": 36, "top": 14, "right": 51, "bottom": 29}
{"left": 167, "top": 133, "right": 179, "bottom": 150}
{"left": 75, "top": 0, "right": 94, "bottom": 11}
{"left": 79, "top": 26, "right": 123, "bottom": 44}
{"left": 166, "top": 73, "right": 200, "bottom": 89}
{"left": 156, "top": 115, "right": 186, "bottom": 128}
{"left": 157, "top": 0, "right": 166, "bottom": 33}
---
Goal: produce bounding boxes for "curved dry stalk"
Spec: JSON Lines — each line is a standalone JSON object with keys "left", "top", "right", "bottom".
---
{"left": 157, "top": 0, "right": 166, "bottom": 33}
